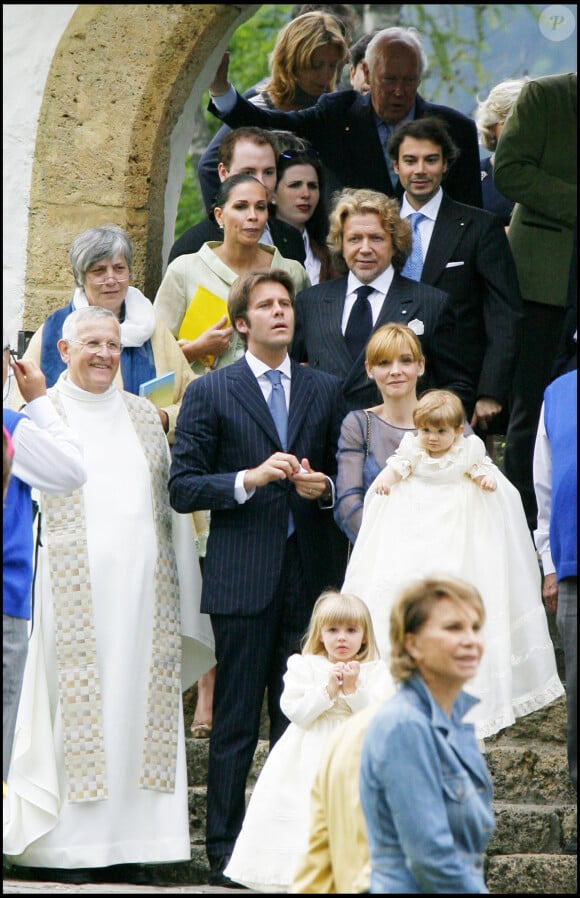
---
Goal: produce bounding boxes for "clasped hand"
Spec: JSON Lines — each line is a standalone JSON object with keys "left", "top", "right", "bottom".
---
{"left": 244, "top": 454, "right": 327, "bottom": 499}
{"left": 327, "top": 661, "right": 360, "bottom": 698}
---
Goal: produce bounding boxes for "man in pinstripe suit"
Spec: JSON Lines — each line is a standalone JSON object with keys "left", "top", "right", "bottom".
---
{"left": 169, "top": 269, "right": 347, "bottom": 887}
{"left": 388, "top": 116, "right": 523, "bottom": 435}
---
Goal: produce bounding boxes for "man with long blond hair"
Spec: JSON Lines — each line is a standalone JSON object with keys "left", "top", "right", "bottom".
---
{"left": 289, "top": 187, "right": 465, "bottom": 411}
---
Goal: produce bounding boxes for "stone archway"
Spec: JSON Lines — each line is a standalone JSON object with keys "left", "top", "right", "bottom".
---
{"left": 23, "top": 3, "right": 257, "bottom": 330}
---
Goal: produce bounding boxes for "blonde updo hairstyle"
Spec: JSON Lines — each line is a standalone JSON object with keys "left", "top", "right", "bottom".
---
{"left": 327, "top": 188, "right": 412, "bottom": 275}
{"left": 475, "top": 78, "right": 529, "bottom": 151}
{"left": 389, "top": 575, "right": 485, "bottom": 683}
{"left": 259, "top": 12, "right": 348, "bottom": 109}
{"left": 412, "top": 389, "right": 465, "bottom": 431}
{"left": 301, "top": 590, "right": 380, "bottom": 662}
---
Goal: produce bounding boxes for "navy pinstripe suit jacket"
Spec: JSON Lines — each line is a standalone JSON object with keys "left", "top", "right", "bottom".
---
{"left": 169, "top": 355, "right": 345, "bottom": 615}
{"left": 290, "top": 273, "right": 468, "bottom": 412}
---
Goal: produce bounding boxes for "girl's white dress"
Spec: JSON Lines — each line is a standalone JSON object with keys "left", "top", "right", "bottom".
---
{"left": 343, "top": 433, "right": 564, "bottom": 739}
{"left": 224, "top": 653, "right": 392, "bottom": 892}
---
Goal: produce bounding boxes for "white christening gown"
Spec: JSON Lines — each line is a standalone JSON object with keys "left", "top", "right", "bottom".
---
{"left": 224, "top": 653, "right": 392, "bottom": 892}
{"left": 342, "top": 433, "right": 564, "bottom": 739}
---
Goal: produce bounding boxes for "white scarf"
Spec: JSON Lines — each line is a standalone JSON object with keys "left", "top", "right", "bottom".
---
{"left": 72, "top": 285, "right": 156, "bottom": 347}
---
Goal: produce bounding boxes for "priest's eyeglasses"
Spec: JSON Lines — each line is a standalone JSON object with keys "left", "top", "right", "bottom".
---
{"left": 70, "top": 340, "right": 124, "bottom": 356}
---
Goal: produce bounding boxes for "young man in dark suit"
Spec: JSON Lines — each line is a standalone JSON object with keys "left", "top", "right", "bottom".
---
{"left": 207, "top": 27, "right": 482, "bottom": 210}
{"left": 290, "top": 187, "right": 465, "bottom": 413}
{"left": 169, "top": 269, "right": 346, "bottom": 887}
{"left": 168, "top": 127, "right": 305, "bottom": 265}
{"left": 387, "top": 116, "right": 523, "bottom": 433}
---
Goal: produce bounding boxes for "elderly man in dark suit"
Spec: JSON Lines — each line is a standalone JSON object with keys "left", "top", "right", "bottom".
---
{"left": 290, "top": 188, "right": 466, "bottom": 413}
{"left": 207, "top": 26, "right": 482, "bottom": 210}
{"left": 168, "top": 127, "right": 305, "bottom": 266}
{"left": 387, "top": 116, "right": 523, "bottom": 432}
{"left": 169, "top": 269, "right": 346, "bottom": 887}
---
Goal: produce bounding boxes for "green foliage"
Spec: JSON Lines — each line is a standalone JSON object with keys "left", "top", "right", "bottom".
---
{"left": 175, "top": 3, "right": 540, "bottom": 239}
{"left": 175, "top": 5, "right": 293, "bottom": 238}
{"left": 403, "top": 4, "right": 531, "bottom": 104}
{"left": 175, "top": 152, "right": 205, "bottom": 243}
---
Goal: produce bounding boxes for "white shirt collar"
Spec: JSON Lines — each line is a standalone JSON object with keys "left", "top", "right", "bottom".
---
{"left": 400, "top": 187, "right": 443, "bottom": 222}
{"left": 245, "top": 349, "right": 292, "bottom": 380}
{"left": 346, "top": 266, "right": 394, "bottom": 298}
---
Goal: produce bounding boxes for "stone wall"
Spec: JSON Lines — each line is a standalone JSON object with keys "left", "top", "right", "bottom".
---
{"left": 22, "top": 3, "right": 257, "bottom": 330}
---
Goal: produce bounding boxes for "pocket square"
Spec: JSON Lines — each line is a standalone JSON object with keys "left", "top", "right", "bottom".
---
{"left": 445, "top": 261, "right": 465, "bottom": 268}
{"left": 407, "top": 319, "right": 425, "bottom": 336}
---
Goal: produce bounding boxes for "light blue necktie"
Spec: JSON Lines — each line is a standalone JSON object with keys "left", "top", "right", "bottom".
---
{"left": 265, "top": 369, "right": 294, "bottom": 536}
{"left": 265, "top": 369, "right": 288, "bottom": 451}
{"left": 402, "top": 212, "right": 426, "bottom": 281}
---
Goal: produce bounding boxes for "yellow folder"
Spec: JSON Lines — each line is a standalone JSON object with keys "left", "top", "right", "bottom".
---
{"left": 178, "top": 285, "right": 230, "bottom": 342}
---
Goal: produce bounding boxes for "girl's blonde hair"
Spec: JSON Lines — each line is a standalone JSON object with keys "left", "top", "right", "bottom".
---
{"left": 389, "top": 575, "right": 485, "bottom": 683}
{"left": 365, "top": 323, "right": 425, "bottom": 368}
{"left": 413, "top": 389, "right": 465, "bottom": 430}
{"left": 301, "top": 590, "right": 380, "bottom": 661}
{"left": 260, "top": 12, "right": 348, "bottom": 109}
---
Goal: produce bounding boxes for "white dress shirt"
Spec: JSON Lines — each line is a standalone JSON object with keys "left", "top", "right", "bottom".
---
{"left": 399, "top": 188, "right": 444, "bottom": 261}
{"left": 234, "top": 352, "right": 292, "bottom": 503}
{"left": 341, "top": 268, "right": 395, "bottom": 334}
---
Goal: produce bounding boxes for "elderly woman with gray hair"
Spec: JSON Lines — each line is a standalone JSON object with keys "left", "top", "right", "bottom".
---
{"left": 10, "top": 224, "right": 195, "bottom": 443}
{"left": 475, "top": 78, "right": 528, "bottom": 227}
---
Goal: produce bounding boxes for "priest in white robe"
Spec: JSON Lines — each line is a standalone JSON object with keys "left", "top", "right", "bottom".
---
{"left": 3, "top": 306, "right": 214, "bottom": 880}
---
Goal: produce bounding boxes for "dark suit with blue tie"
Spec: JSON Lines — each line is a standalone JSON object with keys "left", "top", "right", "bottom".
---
{"left": 169, "top": 355, "right": 346, "bottom": 865}
{"left": 291, "top": 273, "right": 467, "bottom": 412}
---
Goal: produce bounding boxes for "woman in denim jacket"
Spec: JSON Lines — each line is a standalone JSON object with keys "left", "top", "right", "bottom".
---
{"left": 360, "top": 575, "right": 495, "bottom": 893}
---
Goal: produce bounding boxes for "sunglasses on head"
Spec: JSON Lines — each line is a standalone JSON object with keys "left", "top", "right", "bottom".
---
{"left": 279, "top": 147, "right": 321, "bottom": 164}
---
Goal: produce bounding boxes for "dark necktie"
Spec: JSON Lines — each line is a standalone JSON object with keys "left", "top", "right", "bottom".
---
{"left": 265, "top": 369, "right": 288, "bottom": 450}
{"left": 402, "top": 212, "right": 426, "bottom": 281}
{"left": 344, "top": 285, "right": 374, "bottom": 360}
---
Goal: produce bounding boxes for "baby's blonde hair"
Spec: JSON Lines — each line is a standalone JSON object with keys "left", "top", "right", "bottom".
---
{"left": 301, "top": 590, "right": 380, "bottom": 661}
{"left": 413, "top": 389, "right": 465, "bottom": 430}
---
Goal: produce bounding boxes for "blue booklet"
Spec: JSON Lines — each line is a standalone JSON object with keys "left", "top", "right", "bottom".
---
{"left": 138, "top": 370, "right": 175, "bottom": 407}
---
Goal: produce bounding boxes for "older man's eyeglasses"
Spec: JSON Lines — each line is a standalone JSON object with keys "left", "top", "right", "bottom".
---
{"left": 70, "top": 340, "right": 123, "bottom": 356}
{"left": 3, "top": 345, "right": 18, "bottom": 362}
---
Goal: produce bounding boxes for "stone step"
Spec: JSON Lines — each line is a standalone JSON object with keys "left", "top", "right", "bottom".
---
{"left": 187, "top": 786, "right": 577, "bottom": 852}
{"left": 485, "top": 853, "right": 577, "bottom": 894}
{"left": 187, "top": 729, "right": 574, "bottom": 806}
{"left": 484, "top": 740, "right": 576, "bottom": 803}
{"left": 181, "top": 697, "right": 576, "bottom": 893}
{"left": 488, "top": 802, "right": 576, "bottom": 854}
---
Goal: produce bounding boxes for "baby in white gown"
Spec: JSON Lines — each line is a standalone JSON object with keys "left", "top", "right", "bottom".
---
{"left": 343, "top": 390, "right": 564, "bottom": 739}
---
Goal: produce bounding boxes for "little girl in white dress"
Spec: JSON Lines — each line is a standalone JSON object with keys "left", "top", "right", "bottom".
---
{"left": 343, "top": 389, "right": 564, "bottom": 739}
{"left": 224, "top": 590, "right": 392, "bottom": 892}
